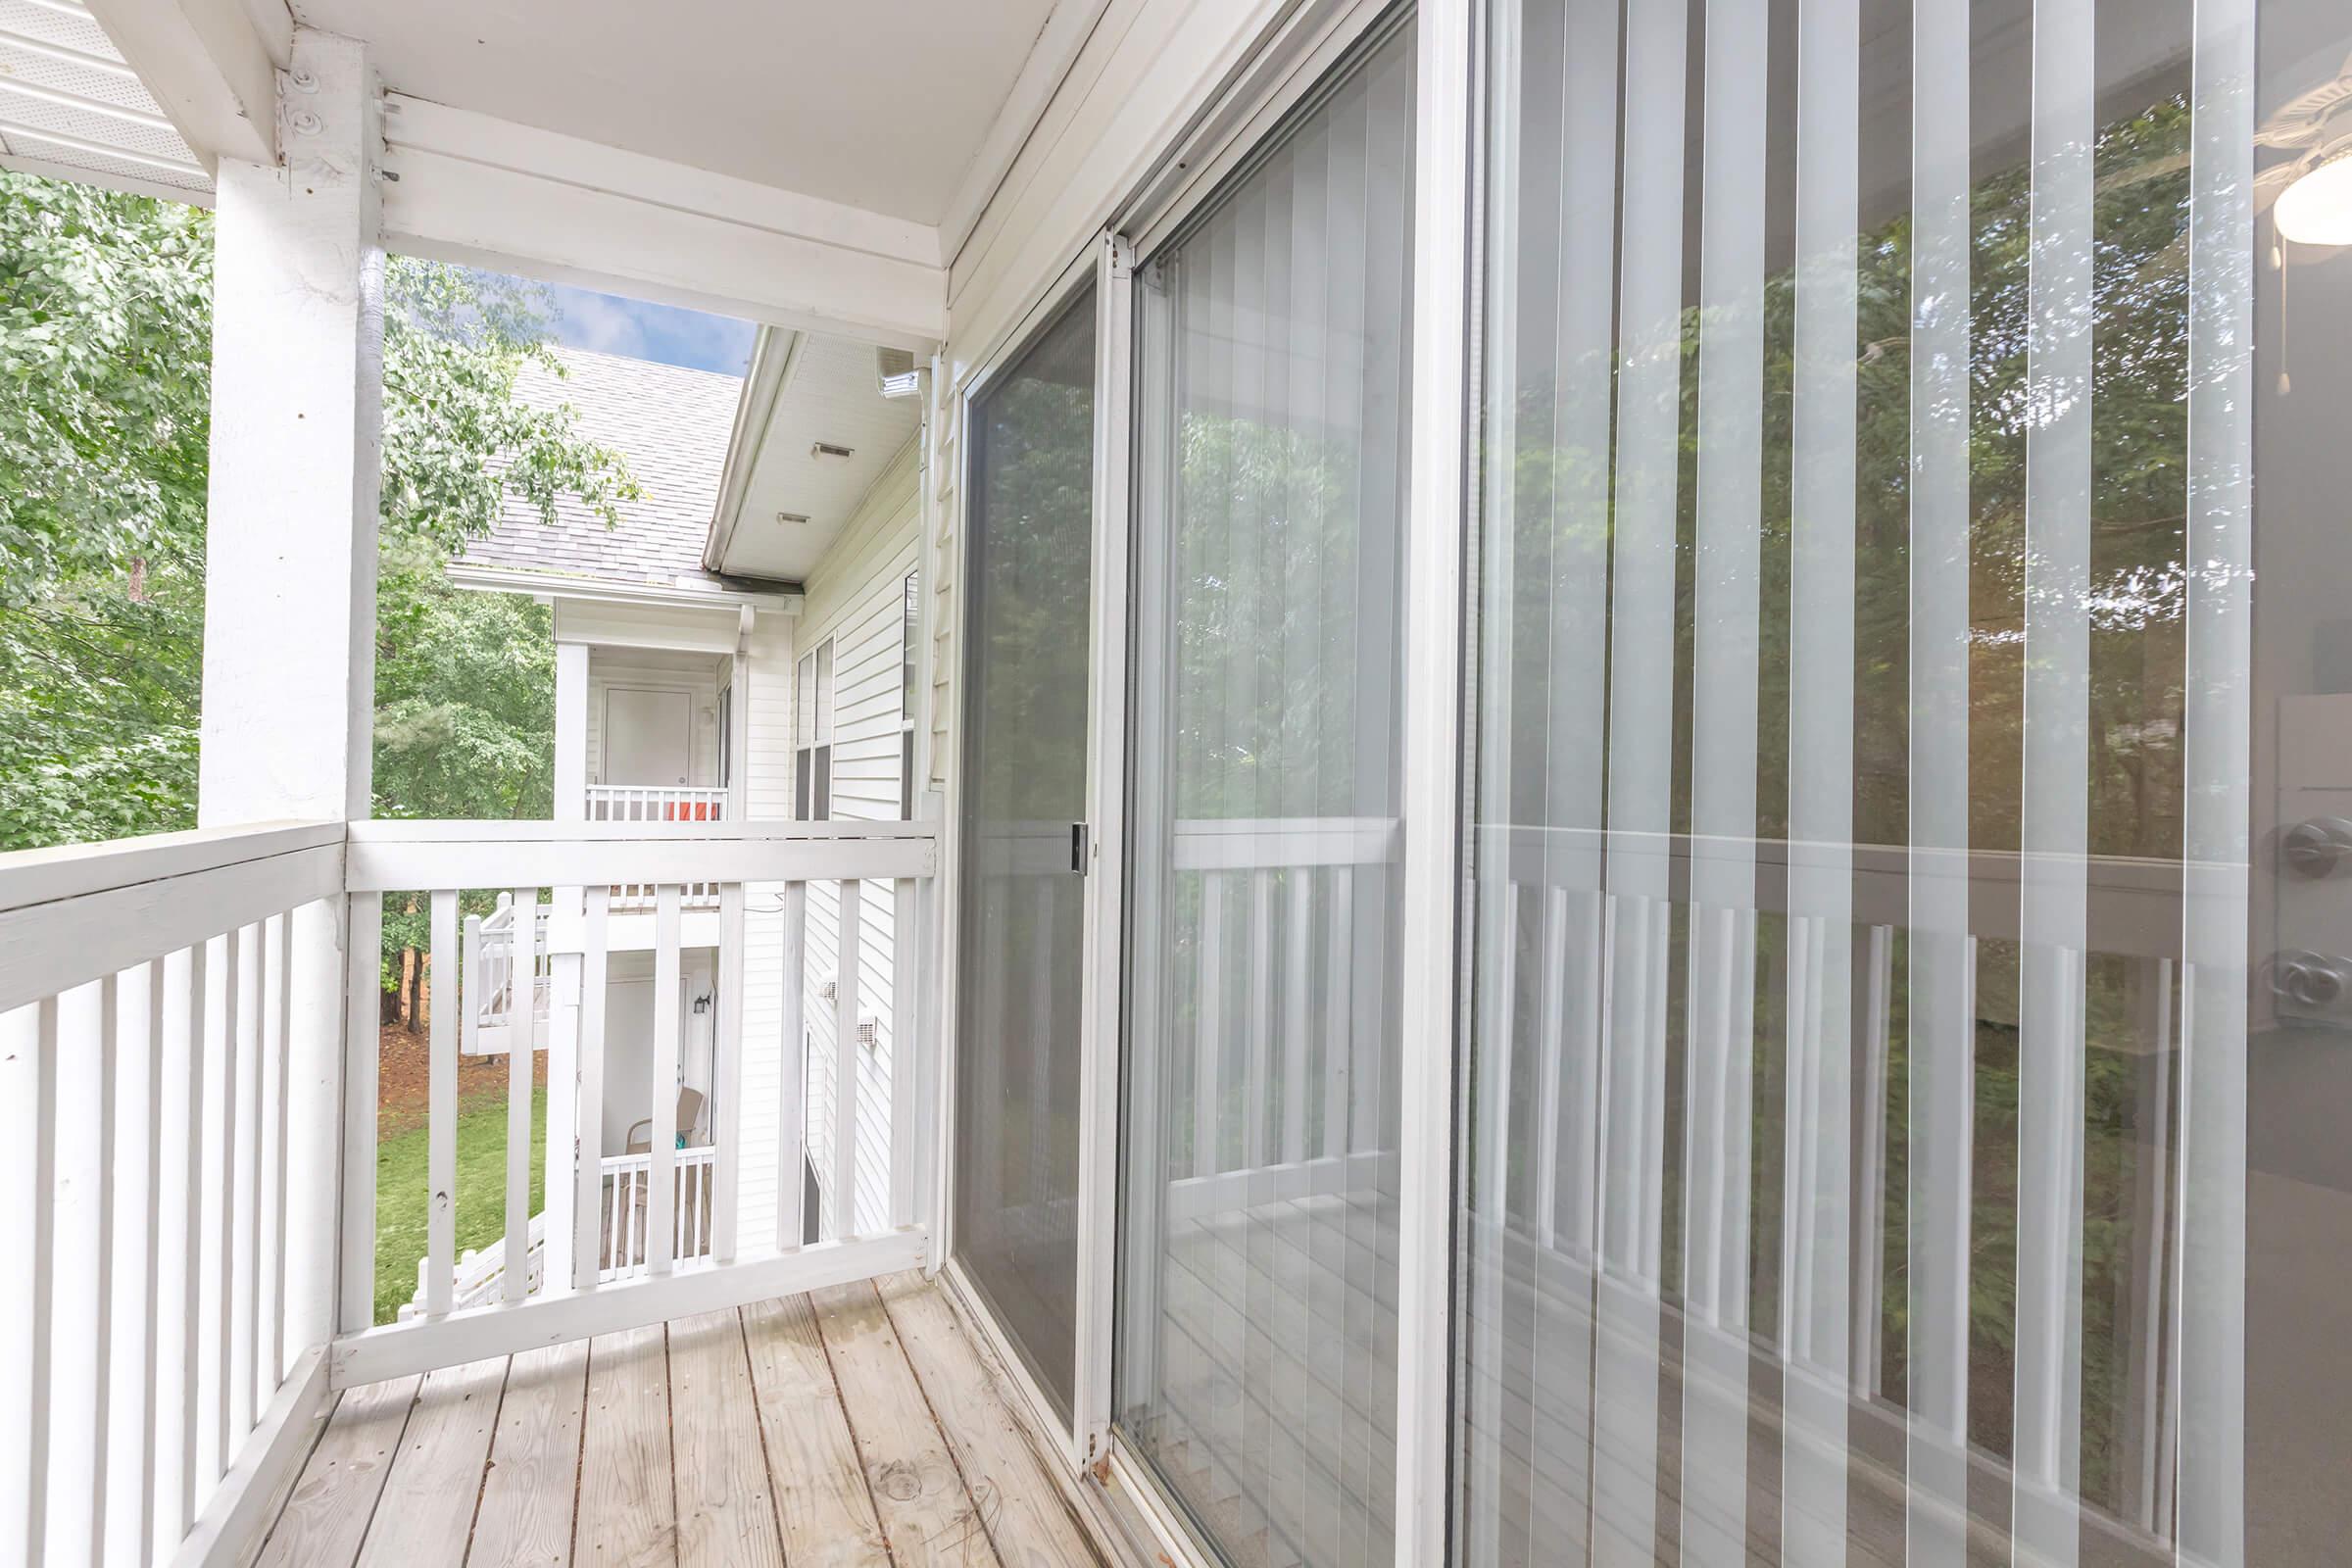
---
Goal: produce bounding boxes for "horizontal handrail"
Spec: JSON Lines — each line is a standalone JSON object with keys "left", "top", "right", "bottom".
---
{"left": 0, "top": 822, "right": 346, "bottom": 1015}
{"left": 0, "top": 818, "right": 341, "bottom": 915}
{"left": 345, "top": 818, "right": 937, "bottom": 890}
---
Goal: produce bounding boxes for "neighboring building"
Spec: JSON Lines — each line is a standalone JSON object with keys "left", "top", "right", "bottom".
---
{"left": 445, "top": 340, "right": 921, "bottom": 1280}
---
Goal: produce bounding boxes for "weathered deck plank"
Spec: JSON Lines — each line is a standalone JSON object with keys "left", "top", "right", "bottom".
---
{"left": 356, "top": 1354, "right": 508, "bottom": 1566}
{"left": 254, "top": 1373, "right": 418, "bottom": 1568}
{"left": 468, "top": 1340, "right": 589, "bottom": 1567}
{"left": 812, "top": 1279, "right": 1003, "bottom": 1567}
{"left": 575, "top": 1323, "right": 675, "bottom": 1568}
{"left": 667, "top": 1309, "right": 784, "bottom": 1568}
{"left": 740, "top": 1294, "right": 891, "bottom": 1567}
{"left": 876, "top": 1270, "right": 1104, "bottom": 1568}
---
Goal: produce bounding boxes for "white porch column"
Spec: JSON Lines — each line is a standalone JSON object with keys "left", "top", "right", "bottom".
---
{"left": 198, "top": 28, "right": 382, "bottom": 828}
{"left": 194, "top": 28, "right": 381, "bottom": 1347}
{"left": 546, "top": 639, "right": 590, "bottom": 1287}
{"left": 555, "top": 640, "right": 590, "bottom": 822}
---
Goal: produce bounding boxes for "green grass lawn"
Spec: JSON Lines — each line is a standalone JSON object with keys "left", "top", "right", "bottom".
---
{"left": 374, "top": 1085, "right": 547, "bottom": 1324}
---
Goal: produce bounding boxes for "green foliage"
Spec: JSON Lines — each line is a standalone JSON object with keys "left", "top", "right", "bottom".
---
{"left": 371, "top": 1083, "right": 545, "bottom": 1324}
{"left": 0, "top": 171, "right": 638, "bottom": 982}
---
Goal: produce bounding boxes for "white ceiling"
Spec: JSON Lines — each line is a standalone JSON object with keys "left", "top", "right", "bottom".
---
{"left": 719, "top": 332, "right": 922, "bottom": 583}
{"left": 287, "top": 0, "right": 1059, "bottom": 223}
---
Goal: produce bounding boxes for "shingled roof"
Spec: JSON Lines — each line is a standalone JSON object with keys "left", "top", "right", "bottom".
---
{"left": 456, "top": 346, "right": 745, "bottom": 595}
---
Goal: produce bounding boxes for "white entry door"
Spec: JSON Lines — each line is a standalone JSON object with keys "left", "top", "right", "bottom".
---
{"left": 603, "top": 686, "right": 691, "bottom": 785}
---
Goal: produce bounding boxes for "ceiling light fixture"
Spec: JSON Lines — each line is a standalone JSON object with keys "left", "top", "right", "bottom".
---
{"left": 2278, "top": 144, "right": 2352, "bottom": 245}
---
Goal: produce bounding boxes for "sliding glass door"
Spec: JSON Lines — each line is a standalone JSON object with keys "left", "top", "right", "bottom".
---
{"left": 1115, "top": 18, "right": 1417, "bottom": 1567}
{"left": 1457, "top": 0, "right": 2352, "bottom": 1564}
{"left": 956, "top": 286, "right": 1097, "bottom": 1420}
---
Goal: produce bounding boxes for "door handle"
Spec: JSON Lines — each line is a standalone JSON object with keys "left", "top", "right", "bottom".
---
{"left": 1070, "top": 822, "right": 1090, "bottom": 875}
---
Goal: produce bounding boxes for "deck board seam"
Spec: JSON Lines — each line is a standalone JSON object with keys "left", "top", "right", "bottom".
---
{"left": 874, "top": 1278, "right": 1030, "bottom": 1567}
{"left": 810, "top": 1285, "right": 903, "bottom": 1568}
{"left": 458, "top": 1354, "right": 515, "bottom": 1566}
{"left": 568, "top": 1336, "right": 592, "bottom": 1568}
{"left": 662, "top": 1321, "right": 682, "bottom": 1564}
{"left": 732, "top": 1306, "right": 794, "bottom": 1560}
{"left": 344, "top": 1380, "right": 422, "bottom": 1568}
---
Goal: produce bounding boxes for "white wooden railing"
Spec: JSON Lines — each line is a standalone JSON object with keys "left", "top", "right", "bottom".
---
{"left": 402, "top": 1145, "right": 718, "bottom": 1317}
{"left": 335, "top": 818, "right": 939, "bottom": 1390}
{"left": 0, "top": 821, "right": 347, "bottom": 1568}
{"left": 0, "top": 814, "right": 939, "bottom": 1568}
{"left": 585, "top": 785, "right": 728, "bottom": 908}
{"left": 462, "top": 892, "right": 550, "bottom": 1054}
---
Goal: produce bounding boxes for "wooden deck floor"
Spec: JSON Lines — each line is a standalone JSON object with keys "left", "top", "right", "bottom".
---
{"left": 255, "top": 1271, "right": 1111, "bottom": 1568}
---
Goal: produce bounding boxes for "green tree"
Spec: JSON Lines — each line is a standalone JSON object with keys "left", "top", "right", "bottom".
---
{"left": 0, "top": 168, "right": 641, "bottom": 998}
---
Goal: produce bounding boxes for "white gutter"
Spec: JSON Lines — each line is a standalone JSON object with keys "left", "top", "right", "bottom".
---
{"left": 446, "top": 562, "right": 802, "bottom": 615}
{"left": 703, "top": 324, "right": 803, "bottom": 574}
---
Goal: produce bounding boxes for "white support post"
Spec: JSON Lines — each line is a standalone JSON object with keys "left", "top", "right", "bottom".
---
{"left": 194, "top": 27, "right": 381, "bottom": 1361}
{"left": 547, "top": 623, "right": 592, "bottom": 1294}
{"left": 555, "top": 642, "right": 590, "bottom": 824}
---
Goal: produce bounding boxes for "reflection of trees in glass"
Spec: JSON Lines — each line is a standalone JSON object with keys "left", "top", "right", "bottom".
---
{"left": 1484, "top": 91, "right": 2193, "bottom": 1519}
{"left": 1169, "top": 415, "right": 1379, "bottom": 821}
{"left": 968, "top": 329, "right": 1094, "bottom": 831}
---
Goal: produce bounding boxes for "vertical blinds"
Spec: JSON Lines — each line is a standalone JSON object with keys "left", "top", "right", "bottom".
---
{"left": 1457, "top": 0, "right": 2263, "bottom": 1565}
{"left": 1117, "top": 21, "right": 1417, "bottom": 1568}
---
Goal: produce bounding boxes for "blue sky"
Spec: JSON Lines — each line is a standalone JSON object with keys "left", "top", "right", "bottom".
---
{"left": 539, "top": 281, "right": 757, "bottom": 375}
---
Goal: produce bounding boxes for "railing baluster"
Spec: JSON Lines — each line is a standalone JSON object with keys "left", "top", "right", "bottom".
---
{"left": 1247, "top": 869, "right": 1272, "bottom": 1172}
{"left": 649, "top": 885, "right": 682, "bottom": 1275}
{"left": 25, "top": 998, "right": 60, "bottom": 1563}
{"left": 1283, "top": 870, "right": 1310, "bottom": 1168}
{"left": 229, "top": 924, "right": 260, "bottom": 1444}
{"left": 712, "top": 883, "right": 746, "bottom": 1263}
{"left": 260, "top": 914, "right": 290, "bottom": 1391}
{"left": 90, "top": 975, "right": 120, "bottom": 1565}
{"left": 426, "top": 892, "right": 459, "bottom": 1317}
{"left": 0, "top": 1004, "right": 32, "bottom": 1565}
{"left": 1534, "top": 884, "right": 1570, "bottom": 1248}
{"left": 340, "top": 895, "right": 381, "bottom": 1337}
{"left": 891, "top": 875, "right": 919, "bottom": 1227}
{"left": 1195, "top": 872, "right": 1223, "bottom": 1178}
{"left": 573, "top": 887, "right": 610, "bottom": 1293}
{"left": 208, "top": 926, "right": 239, "bottom": 1482}
{"left": 462, "top": 910, "right": 483, "bottom": 1056}
{"left": 506, "top": 887, "right": 534, "bottom": 1302}
{"left": 833, "top": 878, "right": 863, "bottom": 1241}
{"left": 127, "top": 957, "right": 167, "bottom": 1568}
{"left": 778, "top": 880, "right": 808, "bottom": 1252}
{"left": 1323, "top": 865, "right": 1352, "bottom": 1160}
{"left": 175, "top": 940, "right": 205, "bottom": 1534}
{"left": 1852, "top": 921, "right": 1894, "bottom": 1395}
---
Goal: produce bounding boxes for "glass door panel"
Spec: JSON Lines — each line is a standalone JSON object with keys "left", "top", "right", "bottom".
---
{"left": 1457, "top": 0, "right": 2352, "bottom": 1564}
{"left": 1116, "top": 19, "right": 1417, "bottom": 1567}
{"left": 956, "top": 285, "right": 1097, "bottom": 1421}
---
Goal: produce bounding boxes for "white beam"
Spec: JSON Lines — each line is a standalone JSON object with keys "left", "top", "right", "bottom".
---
{"left": 80, "top": 0, "right": 282, "bottom": 170}
{"left": 554, "top": 642, "right": 589, "bottom": 824}
{"left": 377, "top": 96, "right": 948, "bottom": 351}
{"left": 197, "top": 27, "right": 379, "bottom": 827}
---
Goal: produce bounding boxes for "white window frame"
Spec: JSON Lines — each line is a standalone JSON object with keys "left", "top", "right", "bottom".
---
{"left": 794, "top": 639, "right": 834, "bottom": 821}
{"left": 937, "top": 238, "right": 1117, "bottom": 1479}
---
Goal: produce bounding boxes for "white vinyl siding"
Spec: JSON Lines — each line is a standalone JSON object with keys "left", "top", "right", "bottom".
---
{"left": 777, "top": 439, "right": 923, "bottom": 1241}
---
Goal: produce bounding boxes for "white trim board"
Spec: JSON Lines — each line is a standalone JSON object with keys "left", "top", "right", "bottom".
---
{"left": 379, "top": 95, "right": 949, "bottom": 351}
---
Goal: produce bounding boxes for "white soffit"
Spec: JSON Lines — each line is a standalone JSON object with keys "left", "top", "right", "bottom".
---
{"left": 290, "top": 0, "right": 1058, "bottom": 226}
{"left": 0, "top": 0, "right": 213, "bottom": 200}
{"left": 713, "top": 331, "right": 920, "bottom": 584}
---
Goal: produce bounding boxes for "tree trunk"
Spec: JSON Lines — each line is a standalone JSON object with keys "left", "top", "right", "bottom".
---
{"left": 404, "top": 948, "right": 424, "bottom": 1033}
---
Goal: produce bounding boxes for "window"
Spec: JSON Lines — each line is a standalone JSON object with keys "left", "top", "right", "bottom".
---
{"left": 794, "top": 640, "right": 832, "bottom": 821}
{"left": 1114, "top": 19, "right": 1415, "bottom": 1559}
{"left": 900, "top": 569, "right": 919, "bottom": 820}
